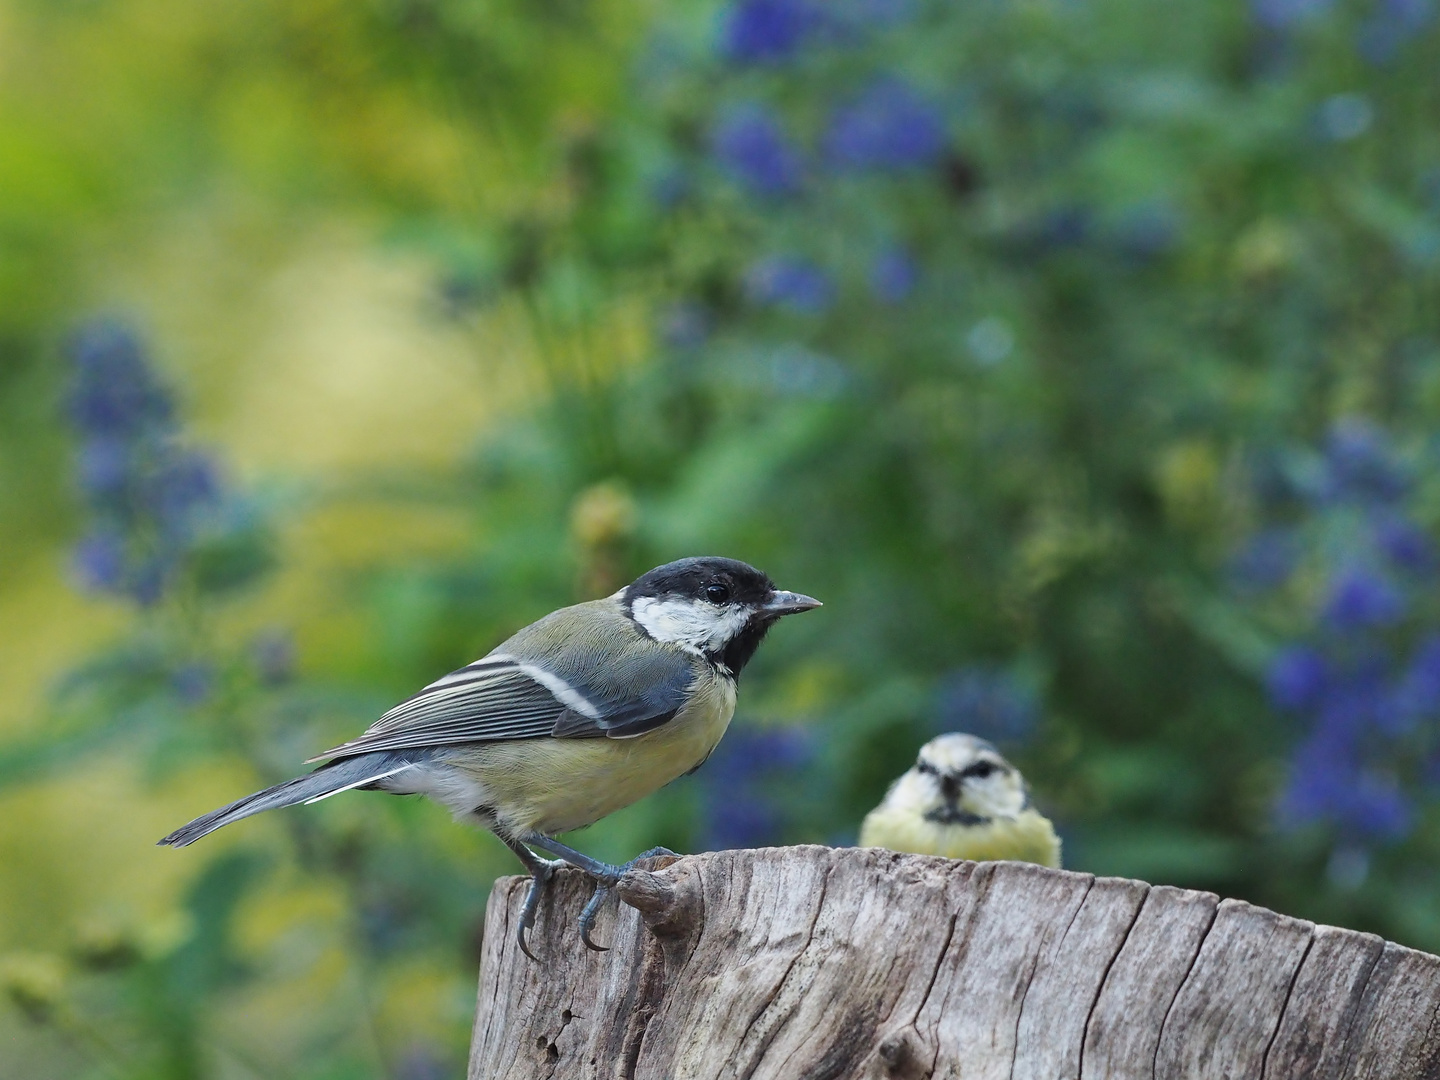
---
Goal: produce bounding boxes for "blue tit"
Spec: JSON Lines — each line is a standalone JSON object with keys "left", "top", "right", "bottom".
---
{"left": 859, "top": 733, "right": 1061, "bottom": 868}
{"left": 159, "top": 557, "right": 819, "bottom": 957}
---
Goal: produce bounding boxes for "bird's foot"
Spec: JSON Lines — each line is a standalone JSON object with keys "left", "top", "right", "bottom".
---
{"left": 577, "top": 847, "right": 679, "bottom": 952}
{"left": 516, "top": 856, "right": 567, "bottom": 961}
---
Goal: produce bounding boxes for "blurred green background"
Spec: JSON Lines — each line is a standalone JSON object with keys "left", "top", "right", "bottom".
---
{"left": 3, "top": 0, "right": 1439, "bottom": 1076}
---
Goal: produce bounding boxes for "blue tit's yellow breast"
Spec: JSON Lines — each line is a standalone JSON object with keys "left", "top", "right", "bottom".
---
{"left": 443, "top": 665, "right": 737, "bottom": 837}
{"left": 859, "top": 805, "right": 1062, "bottom": 869}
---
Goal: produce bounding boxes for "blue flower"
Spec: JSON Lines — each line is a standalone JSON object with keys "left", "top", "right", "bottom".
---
{"left": 1266, "top": 645, "right": 1329, "bottom": 711}
{"left": 1345, "top": 774, "right": 1410, "bottom": 837}
{"left": 1392, "top": 634, "right": 1440, "bottom": 721}
{"left": 75, "top": 436, "right": 132, "bottom": 498}
{"left": 143, "top": 450, "right": 221, "bottom": 539}
{"left": 823, "top": 77, "right": 945, "bottom": 173}
{"left": 712, "top": 105, "right": 804, "bottom": 197}
{"left": 73, "top": 531, "right": 127, "bottom": 592}
{"left": 1251, "top": 0, "right": 1336, "bottom": 28}
{"left": 697, "top": 726, "right": 812, "bottom": 850}
{"left": 719, "top": 0, "right": 813, "bottom": 64}
{"left": 1319, "top": 657, "right": 1395, "bottom": 736}
{"left": 1322, "top": 566, "right": 1405, "bottom": 631}
{"left": 745, "top": 256, "right": 835, "bottom": 314}
{"left": 67, "top": 320, "right": 173, "bottom": 438}
{"left": 1280, "top": 737, "right": 1409, "bottom": 838}
{"left": 935, "top": 667, "right": 1038, "bottom": 745}
{"left": 1320, "top": 419, "right": 1408, "bottom": 504}
{"left": 1375, "top": 515, "right": 1433, "bottom": 573}
{"left": 129, "top": 557, "right": 169, "bottom": 606}
{"left": 64, "top": 317, "right": 233, "bottom": 607}
{"left": 869, "top": 247, "right": 917, "bottom": 303}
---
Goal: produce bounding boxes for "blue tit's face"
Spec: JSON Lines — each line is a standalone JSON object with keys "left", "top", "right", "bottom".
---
{"left": 888, "top": 734, "right": 1028, "bottom": 825}
{"left": 621, "top": 557, "right": 819, "bottom": 672}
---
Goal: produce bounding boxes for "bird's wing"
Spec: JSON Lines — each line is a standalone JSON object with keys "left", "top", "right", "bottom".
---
{"left": 307, "top": 606, "right": 699, "bottom": 761}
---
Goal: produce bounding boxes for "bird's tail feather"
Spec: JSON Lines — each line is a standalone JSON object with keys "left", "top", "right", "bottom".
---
{"left": 157, "top": 752, "right": 416, "bottom": 847}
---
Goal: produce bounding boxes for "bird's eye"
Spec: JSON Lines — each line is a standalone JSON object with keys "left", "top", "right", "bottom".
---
{"left": 705, "top": 583, "right": 731, "bottom": 604}
{"left": 967, "top": 761, "right": 996, "bottom": 780}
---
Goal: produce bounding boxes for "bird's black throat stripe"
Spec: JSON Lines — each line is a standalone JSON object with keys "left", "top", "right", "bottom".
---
{"left": 924, "top": 805, "right": 992, "bottom": 826}
{"left": 715, "top": 617, "right": 774, "bottom": 679}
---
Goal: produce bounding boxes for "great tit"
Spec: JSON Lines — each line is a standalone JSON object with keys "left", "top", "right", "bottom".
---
{"left": 159, "top": 557, "right": 820, "bottom": 957}
{"left": 858, "top": 733, "right": 1061, "bottom": 868}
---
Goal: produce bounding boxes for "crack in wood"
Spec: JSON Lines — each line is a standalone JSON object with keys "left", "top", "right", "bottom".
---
{"left": 619, "top": 931, "right": 668, "bottom": 1080}
{"left": 914, "top": 861, "right": 997, "bottom": 1079}
{"left": 735, "top": 851, "right": 836, "bottom": 1080}
{"left": 1008, "top": 875, "right": 1095, "bottom": 1080}
{"left": 1258, "top": 930, "right": 1315, "bottom": 1079}
{"left": 1322, "top": 937, "right": 1386, "bottom": 1078}
{"left": 1150, "top": 893, "right": 1219, "bottom": 1080}
{"left": 1075, "top": 884, "right": 1148, "bottom": 1080}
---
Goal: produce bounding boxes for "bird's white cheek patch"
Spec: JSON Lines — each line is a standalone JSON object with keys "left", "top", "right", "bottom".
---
{"left": 630, "top": 597, "right": 751, "bottom": 652}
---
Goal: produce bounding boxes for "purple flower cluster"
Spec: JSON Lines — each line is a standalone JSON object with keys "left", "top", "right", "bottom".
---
{"left": 719, "top": 0, "right": 816, "bottom": 64}
{"left": 1250, "top": 0, "right": 1336, "bottom": 29}
{"left": 66, "top": 319, "right": 223, "bottom": 605}
{"left": 697, "top": 725, "right": 812, "bottom": 850}
{"left": 1242, "top": 421, "right": 1440, "bottom": 844}
{"left": 1320, "top": 419, "right": 1410, "bottom": 504}
{"left": 712, "top": 105, "right": 804, "bottom": 198}
{"left": 745, "top": 255, "right": 835, "bottom": 314}
{"left": 935, "top": 666, "right": 1039, "bottom": 745}
{"left": 822, "top": 77, "right": 945, "bottom": 173}
{"left": 717, "top": 0, "right": 916, "bottom": 65}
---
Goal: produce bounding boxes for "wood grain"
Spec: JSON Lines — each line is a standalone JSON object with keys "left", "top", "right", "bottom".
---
{"left": 468, "top": 847, "right": 1440, "bottom": 1080}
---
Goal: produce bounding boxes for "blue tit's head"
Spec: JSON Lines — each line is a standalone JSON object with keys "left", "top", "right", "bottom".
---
{"left": 885, "top": 733, "right": 1028, "bottom": 825}
{"left": 622, "top": 556, "right": 820, "bottom": 674}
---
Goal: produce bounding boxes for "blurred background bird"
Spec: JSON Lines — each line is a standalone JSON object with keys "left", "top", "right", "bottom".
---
{"left": 859, "top": 734, "right": 1061, "bottom": 868}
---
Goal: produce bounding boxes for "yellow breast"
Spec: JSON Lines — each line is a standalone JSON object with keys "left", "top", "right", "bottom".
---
{"left": 859, "top": 806, "right": 1062, "bottom": 869}
{"left": 449, "top": 669, "right": 737, "bottom": 837}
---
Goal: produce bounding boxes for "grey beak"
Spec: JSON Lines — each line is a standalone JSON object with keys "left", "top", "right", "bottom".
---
{"left": 761, "top": 590, "right": 823, "bottom": 616}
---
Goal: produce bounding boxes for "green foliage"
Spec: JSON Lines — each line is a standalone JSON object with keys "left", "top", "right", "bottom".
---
{"left": 3, "top": 0, "right": 1440, "bottom": 1076}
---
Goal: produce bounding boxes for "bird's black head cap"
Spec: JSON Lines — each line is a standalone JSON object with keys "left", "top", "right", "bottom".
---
{"left": 624, "top": 556, "right": 775, "bottom": 607}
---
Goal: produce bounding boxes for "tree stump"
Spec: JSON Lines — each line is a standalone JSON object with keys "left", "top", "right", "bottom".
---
{"left": 469, "top": 846, "right": 1440, "bottom": 1079}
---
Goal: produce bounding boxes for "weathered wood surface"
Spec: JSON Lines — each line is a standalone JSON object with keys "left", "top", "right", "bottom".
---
{"left": 469, "top": 846, "right": 1440, "bottom": 1080}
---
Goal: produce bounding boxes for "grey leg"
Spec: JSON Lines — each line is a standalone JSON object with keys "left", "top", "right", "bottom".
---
{"left": 575, "top": 847, "right": 680, "bottom": 951}
{"left": 523, "top": 835, "right": 680, "bottom": 951}
{"left": 522, "top": 833, "right": 624, "bottom": 883}
{"left": 501, "top": 836, "right": 565, "bottom": 962}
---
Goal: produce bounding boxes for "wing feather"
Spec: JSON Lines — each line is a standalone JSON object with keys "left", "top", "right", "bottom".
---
{"left": 308, "top": 665, "right": 565, "bottom": 760}
{"left": 308, "top": 604, "right": 708, "bottom": 762}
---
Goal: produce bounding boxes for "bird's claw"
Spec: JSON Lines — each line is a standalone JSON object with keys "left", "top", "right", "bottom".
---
{"left": 516, "top": 856, "right": 566, "bottom": 961}
{"left": 576, "top": 847, "right": 680, "bottom": 952}
{"left": 578, "top": 884, "right": 613, "bottom": 951}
